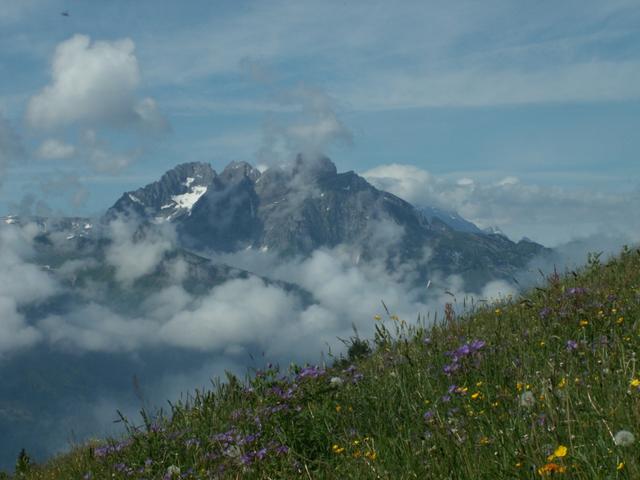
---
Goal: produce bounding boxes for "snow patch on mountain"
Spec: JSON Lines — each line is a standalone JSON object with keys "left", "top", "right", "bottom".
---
{"left": 171, "top": 185, "right": 207, "bottom": 212}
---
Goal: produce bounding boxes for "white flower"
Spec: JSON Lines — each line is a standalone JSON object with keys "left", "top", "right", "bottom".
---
{"left": 614, "top": 430, "right": 635, "bottom": 447}
{"left": 330, "top": 376, "right": 344, "bottom": 386}
{"left": 166, "top": 465, "right": 181, "bottom": 477}
{"left": 224, "top": 445, "right": 241, "bottom": 458}
{"left": 519, "top": 391, "right": 536, "bottom": 408}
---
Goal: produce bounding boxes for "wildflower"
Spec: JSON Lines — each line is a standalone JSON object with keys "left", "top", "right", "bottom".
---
{"left": 165, "top": 465, "right": 181, "bottom": 478}
{"left": 373, "top": 314, "right": 381, "bottom": 321}
{"left": 330, "top": 376, "right": 344, "bottom": 386}
{"left": 423, "top": 410, "right": 435, "bottom": 421}
{"left": 579, "top": 320, "right": 588, "bottom": 327}
{"left": 471, "top": 392, "right": 481, "bottom": 400}
{"left": 519, "top": 391, "right": 536, "bottom": 408}
{"left": 547, "top": 445, "right": 568, "bottom": 460}
{"left": 335, "top": 405, "right": 342, "bottom": 413}
{"left": 629, "top": 378, "right": 640, "bottom": 388}
{"left": 365, "top": 450, "right": 377, "bottom": 461}
{"left": 613, "top": 430, "right": 635, "bottom": 447}
{"left": 557, "top": 378, "right": 567, "bottom": 389}
{"left": 566, "top": 340, "right": 578, "bottom": 351}
{"left": 617, "top": 462, "right": 625, "bottom": 471}
{"left": 332, "top": 444, "right": 345, "bottom": 454}
{"left": 538, "top": 463, "right": 566, "bottom": 475}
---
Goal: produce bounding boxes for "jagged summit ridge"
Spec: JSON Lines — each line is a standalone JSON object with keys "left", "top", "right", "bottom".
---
{"left": 105, "top": 156, "right": 548, "bottom": 291}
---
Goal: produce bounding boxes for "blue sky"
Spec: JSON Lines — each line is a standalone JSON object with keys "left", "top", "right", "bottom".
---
{"left": 1, "top": 0, "right": 640, "bottom": 246}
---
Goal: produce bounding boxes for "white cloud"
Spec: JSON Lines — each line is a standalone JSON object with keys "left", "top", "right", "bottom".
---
{"left": 37, "top": 138, "right": 76, "bottom": 159}
{"left": 363, "top": 163, "right": 640, "bottom": 247}
{"left": 26, "top": 34, "right": 166, "bottom": 131}
{"left": 257, "top": 85, "right": 352, "bottom": 165}
{"left": 159, "top": 277, "right": 299, "bottom": 350}
{"left": 105, "top": 219, "right": 174, "bottom": 285}
{"left": 0, "top": 223, "right": 57, "bottom": 354}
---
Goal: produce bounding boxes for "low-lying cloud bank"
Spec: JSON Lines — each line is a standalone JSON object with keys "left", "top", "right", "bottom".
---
{"left": 363, "top": 163, "right": 640, "bottom": 249}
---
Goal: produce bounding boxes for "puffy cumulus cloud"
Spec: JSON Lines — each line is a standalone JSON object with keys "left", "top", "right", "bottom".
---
{"left": 363, "top": 163, "right": 640, "bottom": 247}
{"left": 39, "top": 303, "right": 158, "bottom": 353}
{"left": 159, "top": 277, "right": 300, "bottom": 351}
{"left": 36, "top": 138, "right": 76, "bottom": 160}
{"left": 105, "top": 219, "right": 175, "bottom": 285}
{"left": 0, "top": 224, "right": 58, "bottom": 355}
{"left": 26, "top": 34, "right": 167, "bottom": 131}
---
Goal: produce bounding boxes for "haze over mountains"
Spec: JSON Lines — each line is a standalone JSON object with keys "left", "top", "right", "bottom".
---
{"left": 0, "top": 154, "right": 549, "bottom": 468}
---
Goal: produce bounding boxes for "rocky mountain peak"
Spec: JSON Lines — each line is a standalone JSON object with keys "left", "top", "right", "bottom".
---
{"left": 219, "top": 161, "right": 261, "bottom": 184}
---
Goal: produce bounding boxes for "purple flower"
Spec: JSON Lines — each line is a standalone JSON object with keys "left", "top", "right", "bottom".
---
{"left": 275, "top": 444, "right": 290, "bottom": 455}
{"left": 423, "top": 410, "right": 435, "bottom": 421}
{"left": 566, "top": 339, "right": 578, "bottom": 351}
{"left": 443, "top": 363, "right": 459, "bottom": 375}
{"left": 256, "top": 448, "right": 268, "bottom": 460}
{"left": 184, "top": 438, "right": 200, "bottom": 448}
{"left": 297, "top": 365, "right": 326, "bottom": 379}
{"left": 456, "top": 344, "right": 472, "bottom": 357}
{"left": 566, "top": 287, "right": 587, "bottom": 296}
{"left": 469, "top": 339, "right": 486, "bottom": 351}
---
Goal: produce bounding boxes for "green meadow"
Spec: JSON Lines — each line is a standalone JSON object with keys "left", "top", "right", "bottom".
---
{"left": 7, "top": 247, "right": 640, "bottom": 479}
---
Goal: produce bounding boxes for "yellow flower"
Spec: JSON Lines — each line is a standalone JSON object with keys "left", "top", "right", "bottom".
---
{"left": 617, "top": 316, "right": 624, "bottom": 324}
{"left": 352, "top": 450, "right": 362, "bottom": 458}
{"left": 553, "top": 445, "right": 568, "bottom": 458}
{"left": 365, "top": 451, "right": 377, "bottom": 461}
{"left": 630, "top": 378, "right": 640, "bottom": 388}
{"left": 617, "top": 462, "right": 624, "bottom": 471}
{"left": 557, "top": 378, "right": 567, "bottom": 389}
{"left": 495, "top": 308, "right": 502, "bottom": 315}
{"left": 332, "top": 444, "right": 345, "bottom": 454}
{"left": 335, "top": 405, "right": 342, "bottom": 413}
{"left": 579, "top": 320, "right": 588, "bottom": 327}
{"left": 479, "top": 436, "right": 490, "bottom": 445}
{"left": 539, "top": 341, "right": 546, "bottom": 347}
{"left": 515, "top": 462, "right": 523, "bottom": 468}
{"left": 373, "top": 314, "right": 381, "bottom": 321}
{"left": 471, "top": 392, "right": 482, "bottom": 400}
{"left": 476, "top": 381, "right": 483, "bottom": 387}
{"left": 538, "top": 462, "right": 566, "bottom": 475}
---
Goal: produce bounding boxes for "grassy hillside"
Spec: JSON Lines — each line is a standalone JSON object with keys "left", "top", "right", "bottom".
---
{"left": 6, "top": 247, "right": 640, "bottom": 479}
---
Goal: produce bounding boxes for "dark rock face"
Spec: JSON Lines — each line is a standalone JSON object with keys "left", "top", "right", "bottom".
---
{"left": 104, "top": 155, "right": 548, "bottom": 291}
{"left": 106, "top": 162, "right": 216, "bottom": 222}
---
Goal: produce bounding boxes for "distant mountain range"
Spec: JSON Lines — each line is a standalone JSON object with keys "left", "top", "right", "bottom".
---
{"left": 104, "top": 155, "right": 547, "bottom": 290}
